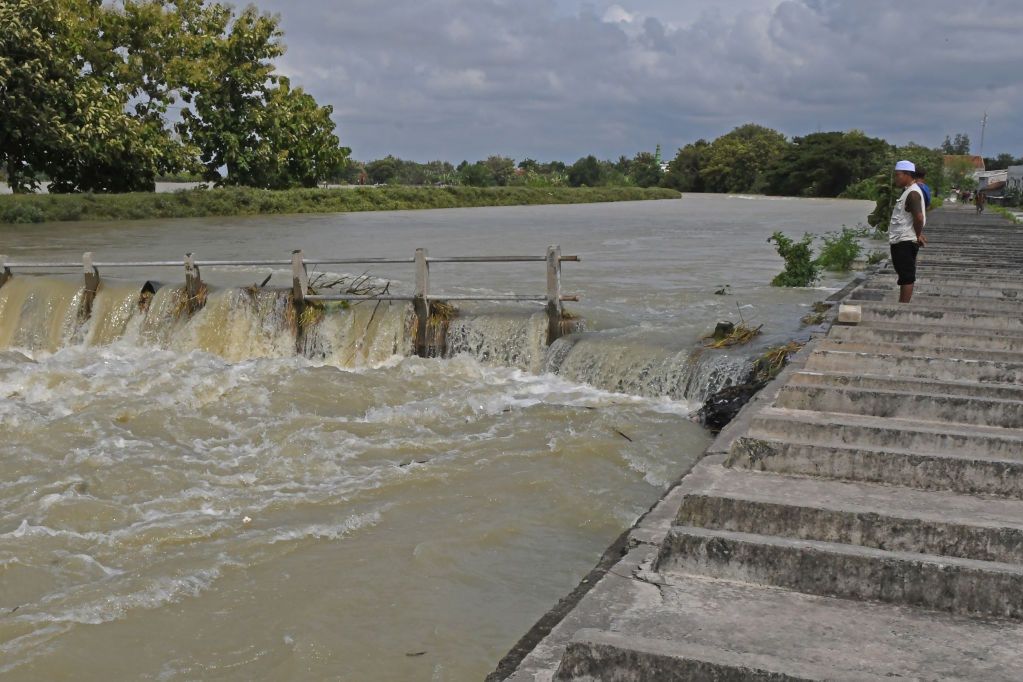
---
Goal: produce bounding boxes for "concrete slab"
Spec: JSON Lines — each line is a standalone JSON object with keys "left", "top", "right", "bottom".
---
{"left": 552, "top": 574, "right": 1023, "bottom": 681}
{"left": 727, "top": 436, "right": 1023, "bottom": 498}
{"left": 656, "top": 525, "right": 1023, "bottom": 618}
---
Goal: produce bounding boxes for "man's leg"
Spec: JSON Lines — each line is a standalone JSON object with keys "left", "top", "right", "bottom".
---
{"left": 899, "top": 283, "right": 913, "bottom": 303}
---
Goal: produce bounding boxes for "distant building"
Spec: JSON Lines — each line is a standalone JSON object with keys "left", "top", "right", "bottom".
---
{"left": 975, "top": 169, "right": 1008, "bottom": 190}
{"left": 1008, "top": 165, "right": 1023, "bottom": 194}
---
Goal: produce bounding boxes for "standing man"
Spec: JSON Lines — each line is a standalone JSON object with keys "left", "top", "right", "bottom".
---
{"left": 975, "top": 189, "right": 986, "bottom": 214}
{"left": 889, "top": 160, "right": 926, "bottom": 303}
{"left": 913, "top": 167, "right": 932, "bottom": 208}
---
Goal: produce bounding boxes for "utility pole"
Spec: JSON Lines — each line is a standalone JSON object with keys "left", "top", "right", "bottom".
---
{"left": 979, "top": 111, "right": 988, "bottom": 158}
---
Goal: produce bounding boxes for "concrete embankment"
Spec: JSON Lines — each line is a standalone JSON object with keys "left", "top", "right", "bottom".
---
{"left": 497, "top": 205, "right": 1023, "bottom": 681}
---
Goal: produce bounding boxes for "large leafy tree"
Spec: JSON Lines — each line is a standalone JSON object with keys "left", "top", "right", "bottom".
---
{"left": 700, "top": 124, "right": 789, "bottom": 193}
{"left": 567, "top": 155, "right": 604, "bottom": 187}
{"left": 763, "top": 131, "right": 889, "bottom": 197}
{"left": 629, "top": 151, "right": 663, "bottom": 188}
{"left": 661, "top": 140, "right": 709, "bottom": 192}
{"left": 2, "top": 0, "right": 347, "bottom": 193}
{"left": 1, "top": 0, "right": 199, "bottom": 192}
{"left": 0, "top": 0, "right": 91, "bottom": 192}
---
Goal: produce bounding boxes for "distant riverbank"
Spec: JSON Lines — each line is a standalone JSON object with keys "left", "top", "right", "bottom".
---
{"left": 0, "top": 186, "right": 680, "bottom": 224}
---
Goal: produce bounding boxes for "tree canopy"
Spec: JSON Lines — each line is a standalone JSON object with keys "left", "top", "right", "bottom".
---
{"left": 699, "top": 124, "right": 788, "bottom": 194}
{"left": 0, "top": 0, "right": 348, "bottom": 193}
{"left": 763, "top": 131, "right": 889, "bottom": 198}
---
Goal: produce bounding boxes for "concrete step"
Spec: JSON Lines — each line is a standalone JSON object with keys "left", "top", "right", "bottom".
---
{"left": 553, "top": 574, "right": 1023, "bottom": 681}
{"left": 819, "top": 338, "right": 1023, "bottom": 366}
{"left": 858, "top": 303, "right": 1023, "bottom": 333}
{"left": 827, "top": 325, "right": 1023, "bottom": 354}
{"left": 858, "top": 282, "right": 1023, "bottom": 299}
{"left": 655, "top": 526, "right": 1023, "bottom": 618}
{"left": 727, "top": 436, "right": 1023, "bottom": 498}
{"left": 748, "top": 406, "right": 1023, "bottom": 459}
{"left": 807, "top": 346, "right": 1023, "bottom": 382}
{"left": 775, "top": 383, "right": 1023, "bottom": 429}
{"left": 556, "top": 630, "right": 820, "bottom": 681}
{"left": 790, "top": 370, "right": 1023, "bottom": 401}
{"left": 676, "top": 469, "right": 1023, "bottom": 562}
{"left": 850, "top": 291, "right": 1023, "bottom": 314}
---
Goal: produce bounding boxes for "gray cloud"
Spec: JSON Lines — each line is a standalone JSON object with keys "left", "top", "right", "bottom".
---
{"left": 252, "top": 0, "right": 1023, "bottom": 161}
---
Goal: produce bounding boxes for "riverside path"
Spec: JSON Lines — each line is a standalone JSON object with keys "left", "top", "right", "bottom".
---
{"left": 497, "top": 205, "right": 1023, "bottom": 681}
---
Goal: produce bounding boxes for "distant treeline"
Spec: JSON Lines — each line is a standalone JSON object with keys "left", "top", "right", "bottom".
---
{"left": 341, "top": 127, "right": 1020, "bottom": 205}
{"left": 0, "top": 186, "right": 680, "bottom": 224}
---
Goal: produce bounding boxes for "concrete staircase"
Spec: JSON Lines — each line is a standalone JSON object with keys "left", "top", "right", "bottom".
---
{"left": 502, "top": 207, "right": 1023, "bottom": 681}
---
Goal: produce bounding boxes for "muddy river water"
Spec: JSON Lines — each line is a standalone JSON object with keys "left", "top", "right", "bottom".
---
{"left": 0, "top": 195, "right": 871, "bottom": 680}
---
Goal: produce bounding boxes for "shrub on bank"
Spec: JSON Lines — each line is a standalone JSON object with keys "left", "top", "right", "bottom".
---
{"left": 0, "top": 186, "right": 681, "bottom": 224}
{"left": 768, "top": 231, "right": 820, "bottom": 287}
{"left": 815, "top": 227, "right": 863, "bottom": 271}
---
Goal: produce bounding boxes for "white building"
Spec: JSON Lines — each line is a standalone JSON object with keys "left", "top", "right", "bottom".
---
{"left": 1007, "top": 166, "right": 1023, "bottom": 194}
{"left": 974, "top": 169, "right": 1009, "bottom": 189}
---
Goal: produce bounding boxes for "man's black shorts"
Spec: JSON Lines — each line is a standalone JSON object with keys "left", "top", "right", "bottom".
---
{"left": 890, "top": 240, "right": 919, "bottom": 285}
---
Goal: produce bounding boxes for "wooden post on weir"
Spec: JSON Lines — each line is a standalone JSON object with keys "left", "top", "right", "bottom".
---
{"left": 0, "top": 256, "right": 11, "bottom": 288}
{"left": 291, "top": 249, "right": 309, "bottom": 351}
{"left": 546, "top": 244, "right": 563, "bottom": 345}
{"left": 81, "top": 252, "right": 100, "bottom": 320}
{"left": 184, "top": 252, "right": 202, "bottom": 314}
{"left": 413, "top": 248, "right": 430, "bottom": 357}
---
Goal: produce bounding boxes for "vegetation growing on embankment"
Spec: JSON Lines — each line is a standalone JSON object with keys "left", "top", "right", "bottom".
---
{"left": 0, "top": 186, "right": 681, "bottom": 224}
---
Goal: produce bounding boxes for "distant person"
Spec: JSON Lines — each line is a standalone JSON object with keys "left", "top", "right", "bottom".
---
{"left": 913, "top": 168, "right": 932, "bottom": 208}
{"left": 889, "top": 160, "right": 926, "bottom": 303}
{"left": 975, "top": 190, "right": 985, "bottom": 214}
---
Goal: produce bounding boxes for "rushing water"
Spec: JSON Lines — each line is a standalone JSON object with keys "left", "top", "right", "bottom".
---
{"left": 0, "top": 195, "right": 871, "bottom": 680}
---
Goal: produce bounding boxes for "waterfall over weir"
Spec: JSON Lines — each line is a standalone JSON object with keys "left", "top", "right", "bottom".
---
{"left": 0, "top": 276, "right": 751, "bottom": 404}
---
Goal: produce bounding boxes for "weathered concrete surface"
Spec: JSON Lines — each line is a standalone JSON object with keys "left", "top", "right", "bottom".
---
{"left": 498, "top": 206, "right": 1023, "bottom": 681}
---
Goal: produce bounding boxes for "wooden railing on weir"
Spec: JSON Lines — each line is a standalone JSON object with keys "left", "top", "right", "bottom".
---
{"left": 0, "top": 246, "right": 580, "bottom": 356}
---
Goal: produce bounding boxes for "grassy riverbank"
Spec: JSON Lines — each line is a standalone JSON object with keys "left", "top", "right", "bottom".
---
{"left": 0, "top": 186, "right": 680, "bottom": 224}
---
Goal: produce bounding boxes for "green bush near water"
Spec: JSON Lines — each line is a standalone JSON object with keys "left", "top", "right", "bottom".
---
{"left": 815, "top": 227, "right": 863, "bottom": 272}
{"left": 767, "top": 232, "right": 820, "bottom": 287}
{"left": 0, "top": 186, "right": 681, "bottom": 224}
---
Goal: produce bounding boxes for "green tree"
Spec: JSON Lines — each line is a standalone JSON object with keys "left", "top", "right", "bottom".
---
{"left": 366, "top": 156, "right": 400, "bottom": 184}
{"left": 0, "top": 0, "right": 84, "bottom": 191}
{"left": 2, "top": 0, "right": 346, "bottom": 193}
{"left": 941, "top": 133, "right": 971, "bottom": 155}
{"left": 630, "top": 151, "right": 663, "bottom": 188}
{"left": 763, "top": 131, "right": 889, "bottom": 197}
{"left": 177, "top": 3, "right": 347, "bottom": 188}
{"left": 661, "top": 140, "right": 709, "bottom": 192}
{"left": 983, "top": 153, "right": 1021, "bottom": 171}
{"left": 177, "top": 5, "right": 283, "bottom": 185}
{"left": 701, "top": 124, "right": 789, "bottom": 193}
{"left": 945, "top": 156, "right": 978, "bottom": 191}
{"left": 484, "top": 155, "right": 516, "bottom": 186}
{"left": 459, "top": 162, "right": 494, "bottom": 187}
{"left": 567, "top": 155, "right": 603, "bottom": 187}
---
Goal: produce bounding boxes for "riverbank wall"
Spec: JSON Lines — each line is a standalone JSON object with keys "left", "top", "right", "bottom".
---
{"left": 496, "top": 204, "right": 1023, "bottom": 681}
{"left": 0, "top": 186, "right": 679, "bottom": 224}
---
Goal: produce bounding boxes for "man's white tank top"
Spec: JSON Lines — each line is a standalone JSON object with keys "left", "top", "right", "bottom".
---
{"left": 889, "top": 184, "right": 925, "bottom": 244}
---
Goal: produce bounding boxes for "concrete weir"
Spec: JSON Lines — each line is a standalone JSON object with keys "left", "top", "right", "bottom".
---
{"left": 495, "top": 206, "right": 1023, "bottom": 681}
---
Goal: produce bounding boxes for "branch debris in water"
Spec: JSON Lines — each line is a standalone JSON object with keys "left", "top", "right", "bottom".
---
{"left": 702, "top": 321, "right": 763, "bottom": 348}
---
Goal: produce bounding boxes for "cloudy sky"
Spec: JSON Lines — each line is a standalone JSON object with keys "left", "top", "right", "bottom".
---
{"left": 250, "top": 0, "right": 1022, "bottom": 162}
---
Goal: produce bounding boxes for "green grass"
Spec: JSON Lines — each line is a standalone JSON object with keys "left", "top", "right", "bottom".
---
{"left": 0, "top": 186, "right": 681, "bottom": 224}
{"left": 991, "top": 205, "right": 1022, "bottom": 225}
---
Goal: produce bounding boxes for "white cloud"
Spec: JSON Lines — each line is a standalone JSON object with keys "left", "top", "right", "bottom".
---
{"left": 602, "top": 5, "right": 637, "bottom": 24}
{"left": 252, "top": 0, "right": 1023, "bottom": 161}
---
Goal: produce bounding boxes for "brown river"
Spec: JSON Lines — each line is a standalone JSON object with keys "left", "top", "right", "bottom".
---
{"left": 0, "top": 195, "right": 872, "bottom": 680}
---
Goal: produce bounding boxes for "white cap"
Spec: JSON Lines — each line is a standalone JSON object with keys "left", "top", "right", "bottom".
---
{"left": 894, "top": 160, "right": 916, "bottom": 173}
